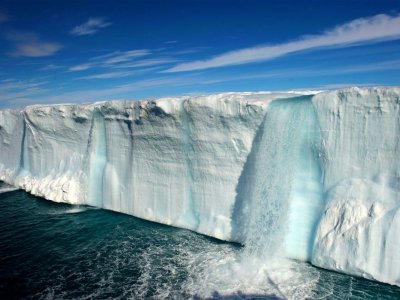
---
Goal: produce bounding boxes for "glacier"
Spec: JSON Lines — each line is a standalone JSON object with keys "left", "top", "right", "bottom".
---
{"left": 0, "top": 87, "right": 399, "bottom": 287}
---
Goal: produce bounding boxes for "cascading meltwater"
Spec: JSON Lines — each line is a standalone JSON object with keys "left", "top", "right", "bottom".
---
{"left": 239, "top": 96, "right": 324, "bottom": 264}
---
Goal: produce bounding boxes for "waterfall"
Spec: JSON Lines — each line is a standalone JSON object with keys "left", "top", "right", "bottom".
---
{"left": 190, "top": 96, "right": 323, "bottom": 297}
{"left": 241, "top": 95, "right": 321, "bottom": 263}
{"left": 88, "top": 111, "right": 107, "bottom": 207}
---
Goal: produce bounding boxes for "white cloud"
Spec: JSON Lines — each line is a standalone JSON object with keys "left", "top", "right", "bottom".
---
{"left": 71, "top": 18, "right": 112, "bottom": 36}
{"left": 78, "top": 68, "right": 156, "bottom": 80}
{"left": 0, "top": 79, "right": 47, "bottom": 108}
{"left": 5, "top": 30, "right": 62, "bottom": 57}
{"left": 165, "top": 14, "right": 400, "bottom": 72}
{"left": 113, "top": 58, "right": 177, "bottom": 68}
{"left": 13, "top": 42, "right": 62, "bottom": 57}
{"left": 103, "top": 50, "right": 150, "bottom": 64}
{"left": 67, "top": 49, "right": 151, "bottom": 72}
{"left": 197, "top": 59, "right": 400, "bottom": 84}
{"left": 10, "top": 74, "right": 203, "bottom": 106}
{"left": 69, "top": 64, "right": 92, "bottom": 71}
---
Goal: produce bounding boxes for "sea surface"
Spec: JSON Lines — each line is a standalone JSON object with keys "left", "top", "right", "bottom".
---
{"left": 0, "top": 187, "right": 399, "bottom": 299}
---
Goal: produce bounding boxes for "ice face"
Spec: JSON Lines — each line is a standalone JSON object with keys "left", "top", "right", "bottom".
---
{"left": 0, "top": 88, "right": 399, "bottom": 287}
{"left": 312, "top": 177, "right": 400, "bottom": 286}
{"left": 0, "top": 93, "right": 277, "bottom": 239}
{"left": 311, "top": 87, "right": 400, "bottom": 286}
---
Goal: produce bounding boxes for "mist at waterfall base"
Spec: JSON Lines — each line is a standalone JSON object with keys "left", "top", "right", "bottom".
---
{"left": 0, "top": 188, "right": 399, "bottom": 299}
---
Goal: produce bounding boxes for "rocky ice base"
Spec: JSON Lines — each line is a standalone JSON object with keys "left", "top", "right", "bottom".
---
{"left": 0, "top": 87, "right": 399, "bottom": 287}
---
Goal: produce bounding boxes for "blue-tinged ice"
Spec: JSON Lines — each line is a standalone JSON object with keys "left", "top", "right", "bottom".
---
{"left": 239, "top": 96, "right": 323, "bottom": 263}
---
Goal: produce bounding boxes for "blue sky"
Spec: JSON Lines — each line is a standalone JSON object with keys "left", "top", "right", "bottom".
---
{"left": 0, "top": 0, "right": 399, "bottom": 108}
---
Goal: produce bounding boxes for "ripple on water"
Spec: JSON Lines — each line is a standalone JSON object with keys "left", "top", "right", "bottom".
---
{"left": 0, "top": 190, "right": 399, "bottom": 299}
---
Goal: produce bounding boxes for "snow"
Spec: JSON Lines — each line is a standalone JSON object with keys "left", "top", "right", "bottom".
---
{"left": 0, "top": 87, "right": 399, "bottom": 287}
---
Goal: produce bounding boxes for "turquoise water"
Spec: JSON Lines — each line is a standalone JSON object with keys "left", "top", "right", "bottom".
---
{"left": 0, "top": 188, "right": 399, "bottom": 299}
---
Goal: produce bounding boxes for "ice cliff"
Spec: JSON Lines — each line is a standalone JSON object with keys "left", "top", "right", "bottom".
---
{"left": 0, "top": 87, "right": 399, "bottom": 286}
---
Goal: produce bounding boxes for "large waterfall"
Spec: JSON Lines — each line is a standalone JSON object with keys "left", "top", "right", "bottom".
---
{"left": 239, "top": 96, "right": 324, "bottom": 263}
{"left": 187, "top": 96, "right": 326, "bottom": 297}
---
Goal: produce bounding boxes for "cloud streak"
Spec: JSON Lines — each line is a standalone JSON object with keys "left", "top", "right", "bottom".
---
{"left": 78, "top": 68, "right": 157, "bottom": 80}
{"left": 103, "top": 50, "right": 150, "bottom": 64}
{"left": 165, "top": 14, "right": 400, "bottom": 72}
{"left": 199, "top": 59, "right": 400, "bottom": 84}
{"left": 69, "top": 64, "right": 92, "bottom": 71}
{"left": 5, "top": 30, "right": 62, "bottom": 57}
{"left": 71, "top": 18, "right": 112, "bottom": 36}
{"left": 113, "top": 58, "right": 177, "bottom": 68}
{"left": 13, "top": 42, "right": 62, "bottom": 57}
{"left": 68, "top": 50, "right": 151, "bottom": 72}
{"left": 0, "top": 79, "right": 48, "bottom": 108}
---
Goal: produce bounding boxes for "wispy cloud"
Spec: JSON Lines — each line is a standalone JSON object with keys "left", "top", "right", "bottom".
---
{"left": 0, "top": 79, "right": 48, "bottom": 108}
{"left": 113, "top": 58, "right": 177, "bottom": 68}
{"left": 102, "top": 50, "right": 150, "bottom": 64}
{"left": 197, "top": 59, "right": 400, "bottom": 85}
{"left": 68, "top": 50, "right": 151, "bottom": 72}
{"left": 165, "top": 14, "right": 400, "bottom": 72}
{"left": 5, "top": 30, "right": 62, "bottom": 57}
{"left": 78, "top": 68, "right": 157, "bottom": 80}
{"left": 11, "top": 74, "right": 203, "bottom": 106}
{"left": 13, "top": 43, "right": 62, "bottom": 57}
{"left": 330, "top": 59, "right": 400, "bottom": 74}
{"left": 69, "top": 64, "right": 92, "bottom": 71}
{"left": 70, "top": 18, "right": 112, "bottom": 36}
{"left": 164, "top": 47, "right": 208, "bottom": 56}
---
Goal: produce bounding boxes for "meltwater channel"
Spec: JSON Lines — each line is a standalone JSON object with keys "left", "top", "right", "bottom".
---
{"left": 1, "top": 186, "right": 400, "bottom": 299}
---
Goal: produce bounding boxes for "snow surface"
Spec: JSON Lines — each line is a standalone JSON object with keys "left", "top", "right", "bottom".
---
{"left": 0, "top": 88, "right": 399, "bottom": 286}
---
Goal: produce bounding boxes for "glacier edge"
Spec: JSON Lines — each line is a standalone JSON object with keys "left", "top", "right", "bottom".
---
{"left": 0, "top": 88, "right": 399, "bottom": 287}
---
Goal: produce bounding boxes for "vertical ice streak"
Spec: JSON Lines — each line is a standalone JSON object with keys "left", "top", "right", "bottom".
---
{"left": 179, "top": 99, "right": 200, "bottom": 229}
{"left": 20, "top": 113, "right": 29, "bottom": 173}
{"left": 87, "top": 111, "right": 107, "bottom": 207}
{"left": 241, "top": 95, "right": 320, "bottom": 263}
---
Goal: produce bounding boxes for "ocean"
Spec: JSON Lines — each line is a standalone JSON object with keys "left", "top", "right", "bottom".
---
{"left": 0, "top": 187, "right": 399, "bottom": 299}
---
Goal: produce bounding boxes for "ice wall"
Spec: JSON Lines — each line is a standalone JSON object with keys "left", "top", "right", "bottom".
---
{"left": 0, "top": 92, "right": 300, "bottom": 241}
{"left": 311, "top": 88, "right": 400, "bottom": 286}
{"left": 0, "top": 87, "right": 399, "bottom": 286}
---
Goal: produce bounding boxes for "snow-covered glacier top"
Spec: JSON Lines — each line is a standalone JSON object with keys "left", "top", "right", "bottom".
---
{"left": 0, "top": 87, "right": 399, "bottom": 287}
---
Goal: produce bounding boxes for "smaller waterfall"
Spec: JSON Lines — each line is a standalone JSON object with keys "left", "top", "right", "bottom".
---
{"left": 87, "top": 112, "right": 107, "bottom": 207}
{"left": 19, "top": 115, "right": 29, "bottom": 173}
